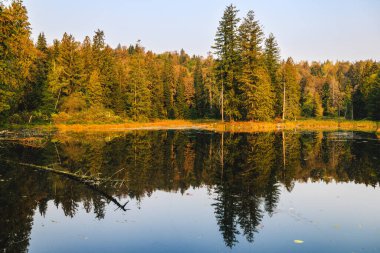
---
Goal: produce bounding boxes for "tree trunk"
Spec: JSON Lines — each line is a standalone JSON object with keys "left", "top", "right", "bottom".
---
{"left": 221, "top": 80, "right": 224, "bottom": 123}
{"left": 282, "top": 81, "right": 286, "bottom": 121}
{"left": 54, "top": 88, "right": 62, "bottom": 111}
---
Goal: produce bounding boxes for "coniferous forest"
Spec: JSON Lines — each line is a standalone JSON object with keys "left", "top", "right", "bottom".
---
{"left": 1, "top": 1, "right": 379, "bottom": 124}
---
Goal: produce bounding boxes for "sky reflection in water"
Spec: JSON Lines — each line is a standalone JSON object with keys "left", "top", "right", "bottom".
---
{"left": 0, "top": 130, "right": 379, "bottom": 253}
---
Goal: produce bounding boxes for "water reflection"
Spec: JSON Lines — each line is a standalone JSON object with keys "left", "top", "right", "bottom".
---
{"left": 0, "top": 130, "right": 379, "bottom": 252}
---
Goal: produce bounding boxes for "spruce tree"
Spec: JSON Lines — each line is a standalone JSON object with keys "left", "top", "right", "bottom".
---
{"left": 98, "top": 45, "right": 117, "bottom": 109}
{"left": 264, "top": 33, "right": 281, "bottom": 117}
{"left": 194, "top": 58, "right": 206, "bottom": 117}
{"left": 48, "top": 33, "right": 83, "bottom": 111}
{"left": 87, "top": 70, "right": 103, "bottom": 106}
{"left": 280, "top": 58, "right": 300, "bottom": 120}
{"left": 0, "top": 0, "right": 35, "bottom": 116}
{"left": 162, "top": 55, "right": 175, "bottom": 118}
{"left": 202, "top": 54, "right": 217, "bottom": 117}
{"left": 238, "top": 10, "right": 274, "bottom": 120}
{"left": 367, "top": 72, "right": 380, "bottom": 121}
{"left": 126, "top": 45, "right": 151, "bottom": 121}
{"left": 213, "top": 4, "right": 241, "bottom": 121}
{"left": 81, "top": 36, "right": 93, "bottom": 84}
{"left": 91, "top": 30, "right": 118, "bottom": 109}
{"left": 146, "top": 52, "right": 165, "bottom": 119}
{"left": 23, "top": 33, "right": 49, "bottom": 112}
{"left": 175, "top": 68, "right": 188, "bottom": 119}
{"left": 242, "top": 66, "right": 274, "bottom": 121}
{"left": 59, "top": 33, "right": 83, "bottom": 95}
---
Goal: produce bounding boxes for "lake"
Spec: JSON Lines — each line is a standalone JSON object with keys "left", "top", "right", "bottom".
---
{"left": 0, "top": 130, "right": 379, "bottom": 253}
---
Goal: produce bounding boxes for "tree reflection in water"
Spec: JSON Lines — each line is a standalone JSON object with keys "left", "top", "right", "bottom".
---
{"left": 0, "top": 130, "right": 379, "bottom": 251}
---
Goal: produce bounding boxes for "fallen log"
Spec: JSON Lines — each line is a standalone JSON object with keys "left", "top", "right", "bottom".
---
{"left": 2, "top": 160, "right": 129, "bottom": 211}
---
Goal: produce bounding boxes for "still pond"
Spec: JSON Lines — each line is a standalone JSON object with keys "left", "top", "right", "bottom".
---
{"left": 0, "top": 130, "right": 380, "bottom": 252}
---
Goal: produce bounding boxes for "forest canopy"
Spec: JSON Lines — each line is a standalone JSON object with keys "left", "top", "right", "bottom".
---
{"left": 0, "top": 1, "right": 379, "bottom": 124}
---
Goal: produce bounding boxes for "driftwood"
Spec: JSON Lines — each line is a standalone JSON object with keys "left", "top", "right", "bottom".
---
{"left": 3, "top": 160, "right": 129, "bottom": 211}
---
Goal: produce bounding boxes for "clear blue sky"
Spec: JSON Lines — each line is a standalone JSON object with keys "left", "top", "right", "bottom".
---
{"left": 23, "top": 0, "right": 380, "bottom": 62}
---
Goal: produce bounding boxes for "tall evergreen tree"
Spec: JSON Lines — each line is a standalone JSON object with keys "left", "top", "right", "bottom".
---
{"left": 202, "top": 54, "right": 217, "bottom": 117}
{"left": 242, "top": 66, "right": 274, "bottom": 121}
{"left": 238, "top": 10, "right": 274, "bottom": 120}
{"left": 213, "top": 4, "right": 241, "bottom": 121}
{"left": 81, "top": 36, "right": 93, "bottom": 83}
{"left": 0, "top": 0, "right": 35, "bottom": 116}
{"left": 367, "top": 72, "right": 380, "bottom": 121}
{"left": 92, "top": 29, "right": 105, "bottom": 68}
{"left": 280, "top": 58, "right": 300, "bottom": 120}
{"left": 91, "top": 30, "right": 118, "bottom": 109}
{"left": 194, "top": 58, "right": 206, "bottom": 117}
{"left": 175, "top": 68, "right": 188, "bottom": 119}
{"left": 126, "top": 45, "right": 151, "bottom": 121}
{"left": 23, "top": 33, "right": 49, "bottom": 112}
{"left": 162, "top": 55, "right": 175, "bottom": 118}
{"left": 264, "top": 33, "right": 281, "bottom": 117}
{"left": 87, "top": 70, "right": 103, "bottom": 106}
{"left": 146, "top": 51, "right": 165, "bottom": 119}
{"left": 48, "top": 32, "right": 83, "bottom": 111}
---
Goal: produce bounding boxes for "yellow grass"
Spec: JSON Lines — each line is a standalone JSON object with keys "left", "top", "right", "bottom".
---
{"left": 55, "top": 119, "right": 379, "bottom": 133}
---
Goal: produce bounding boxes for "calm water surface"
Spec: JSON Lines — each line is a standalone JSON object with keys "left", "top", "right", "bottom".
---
{"left": 0, "top": 130, "right": 380, "bottom": 253}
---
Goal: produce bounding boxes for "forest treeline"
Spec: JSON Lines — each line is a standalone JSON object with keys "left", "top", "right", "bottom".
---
{"left": 1, "top": 1, "right": 379, "bottom": 124}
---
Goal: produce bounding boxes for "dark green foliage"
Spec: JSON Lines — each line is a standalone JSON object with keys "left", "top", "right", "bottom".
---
{"left": 22, "top": 33, "right": 49, "bottom": 112}
{"left": 280, "top": 58, "right": 301, "bottom": 120}
{"left": 194, "top": 58, "right": 207, "bottom": 117}
{"left": 0, "top": 2, "right": 379, "bottom": 124}
{"left": 213, "top": 4, "right": 241, "bottom": 121}
{"left": 175, "top": 68, "right": 188, "bottom": 119}
{"left": 238, "top": 11, "right": 274, "bottom": 120}
{"left": 0, "top": 0, "right": 35, "bottom": 118}
{"left": 126, "top": 45, "right": 151, "bottom": 121}
{"left": 162, "top": 55, "right": 175, "bottom": 119}
{"left": 367, "top": 73, "right": 380, "bottom": 121}
{"left": 264, "top": 34, "right": 281, "bottom": 117}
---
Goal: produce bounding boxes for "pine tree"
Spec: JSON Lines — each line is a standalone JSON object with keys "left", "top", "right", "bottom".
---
{"left": 47, "top": 33, "right": 83, "bottom": 111}
{"left": 98, "top": 45, "right": 117, "bottom": 109}
{"left": 91, "top": 30, "right": 118, "bottom": 109}
{"left": 242, "top": 66, "right": 274, "bottom": 121}
{"left": 300, "top": 75, "right": 323, "bottom": 117}
{"left": 213, "top": 4, "right": 241, "bottom": 121}
{"left": 202, "top": 54, "right": 217, "bottom": 117}
{"left": 264, "top": 33, "right": 281, "bottom": 117}
{"left": 162, "top": 55, "right": 175, "bottom": 118}
{"left": 126, "top": 45, "right": 151, "bottom": 121}
{"left": 175, "top": 68, "right": 188, "bottom": 119}
{"left": 92, "top": 29, "right": 105, "bottom": 68}
{"left": 0, "top": 0, "right": 35, "bottom": 116}
{"left": 238, "top": 10, "right": 274, "bottom": 120}
{"left": 58, "top": 33, "right": 83, "bottom": 95}
{"left": 194, "top": 58, "right": 206, "bottom": 117}
{"left": 81, "top": 36, "right": 93, "bottom": 84}
{"left": 367, "top": 72, "right": 380, "bottom": 121}
{"left": 146, "top": 51, "right": 165, "bottom": 118}
{"left": 23, "top": 33, "right": 49, "bottom": 112}
{"left": 280, "top": 58, "right": 300, "bottom": 120}
{"left": 113, "top": 46, "right": 128, "bottom": 115}
{"left": 87, "top": 70, "right": 103, "bottom": 106}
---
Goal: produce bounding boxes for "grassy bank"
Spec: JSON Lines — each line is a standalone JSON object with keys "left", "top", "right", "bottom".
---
{"left": 2, "top": 119, "right": 378, "bottom": 134}
{"left": 53, "top": 119, "right": 379, "bottom": 133}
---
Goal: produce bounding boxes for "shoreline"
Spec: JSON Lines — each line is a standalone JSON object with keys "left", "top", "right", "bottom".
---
{"left": 53, "top": 119, "right": 379, "bottom": 133}
{"left": 1, "top": 119, "right": 379, "bottom": 134}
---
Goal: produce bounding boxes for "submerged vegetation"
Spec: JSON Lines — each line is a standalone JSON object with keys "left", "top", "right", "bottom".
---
{"left": 0, "top": 1, "right": 379, "bottom": 126}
